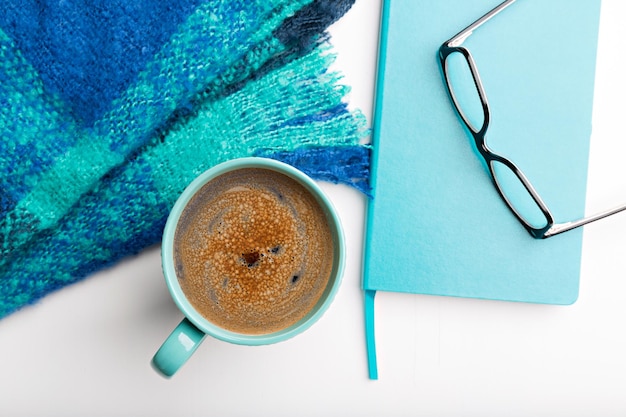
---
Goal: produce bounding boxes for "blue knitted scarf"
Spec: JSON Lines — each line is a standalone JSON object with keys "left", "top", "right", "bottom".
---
{"left": 0, "top": 0, "right": 370, "bottom": 318}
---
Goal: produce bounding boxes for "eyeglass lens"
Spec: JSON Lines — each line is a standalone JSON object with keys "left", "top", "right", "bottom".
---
{"left": 489, "top": 160, "right": 549, "bottom": 230}
{"left": 443, "top": 51, "right": 485, "bottom": 134}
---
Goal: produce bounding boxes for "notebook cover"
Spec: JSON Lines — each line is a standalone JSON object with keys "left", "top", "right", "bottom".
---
{"left": 363, "top": 0, "right": 602, "bottom": 305}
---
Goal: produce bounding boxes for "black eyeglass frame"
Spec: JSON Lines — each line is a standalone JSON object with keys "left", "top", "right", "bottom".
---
{"left": 438, "top": 0, "right": 626, "bottom": 239}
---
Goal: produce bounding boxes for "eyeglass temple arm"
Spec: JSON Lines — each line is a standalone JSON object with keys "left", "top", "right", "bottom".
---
{"left": 545, "top": 203, "right": 626, "bottom": 238}
{"left": 446, "top": 0, "right": 517, "bottom": 47}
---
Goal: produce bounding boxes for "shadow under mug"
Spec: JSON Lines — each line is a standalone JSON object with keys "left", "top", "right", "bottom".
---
{"left": 152, "top": 157, "right": 345, "bottom": 377}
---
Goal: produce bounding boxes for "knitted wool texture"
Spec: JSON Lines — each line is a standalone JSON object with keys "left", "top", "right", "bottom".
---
{"left": 0, "top": 0, "right": 358, "bottom": 260}
{"left": 0, "top": 0, "right": 370, "bottom": 318}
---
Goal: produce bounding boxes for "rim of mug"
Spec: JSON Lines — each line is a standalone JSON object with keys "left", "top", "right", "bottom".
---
{"left": 161, "top": 157, "right": 345, "bottom": 346}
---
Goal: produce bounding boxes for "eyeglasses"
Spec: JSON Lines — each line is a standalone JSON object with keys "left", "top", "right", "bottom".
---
{"left": 438, "top": 0, "right": 626, "bottom": 239}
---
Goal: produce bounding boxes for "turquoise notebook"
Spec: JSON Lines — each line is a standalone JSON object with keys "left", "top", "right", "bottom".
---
{"left": 363, "top": 0, "right": 602, "bottom": 379}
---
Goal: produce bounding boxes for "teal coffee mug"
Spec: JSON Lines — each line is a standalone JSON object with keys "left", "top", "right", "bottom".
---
{"left": 152, "top": 157, "right": 345, "bottom": 377}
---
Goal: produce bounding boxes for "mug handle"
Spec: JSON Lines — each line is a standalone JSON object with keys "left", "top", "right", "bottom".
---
{"left": 152, "top": 318, "right": 206, "bottom": 377}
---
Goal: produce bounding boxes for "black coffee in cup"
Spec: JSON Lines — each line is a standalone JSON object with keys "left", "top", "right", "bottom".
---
{"left": 173, "top": 167, "right": 335, "bottom": 335}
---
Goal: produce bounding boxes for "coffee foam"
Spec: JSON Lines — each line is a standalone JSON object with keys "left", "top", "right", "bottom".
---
{"left": 173, "top": 168, "right": 334, "bottom": 335}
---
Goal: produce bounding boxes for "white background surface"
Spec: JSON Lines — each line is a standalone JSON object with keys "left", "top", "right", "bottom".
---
{"left": 2, "top": 1, "right": 626, "bottom": 416}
